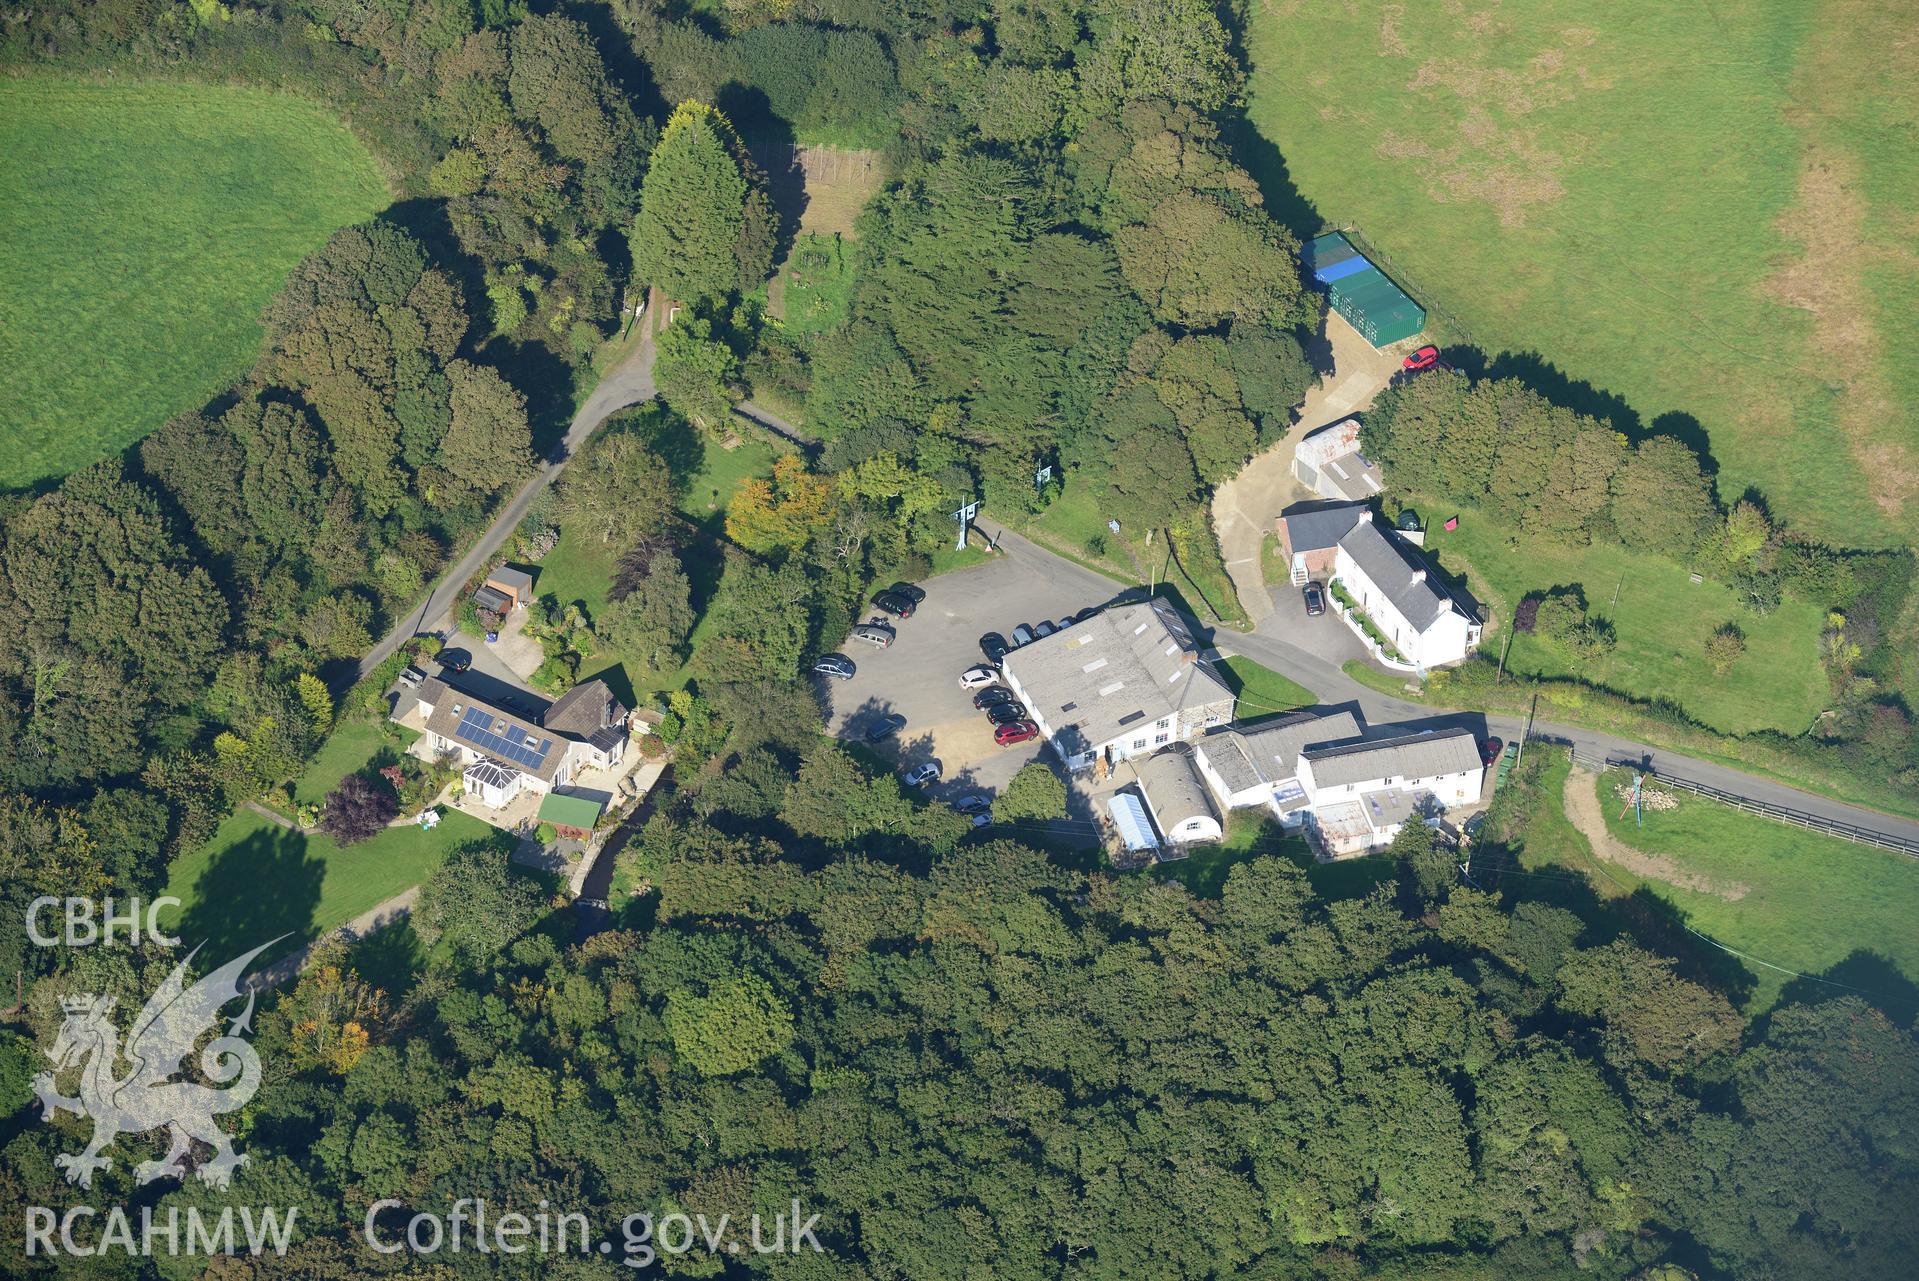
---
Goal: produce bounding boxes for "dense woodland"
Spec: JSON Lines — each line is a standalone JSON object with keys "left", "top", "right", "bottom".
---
{"left": 2, "top": 1, "right": 1916, "bottom": 1277}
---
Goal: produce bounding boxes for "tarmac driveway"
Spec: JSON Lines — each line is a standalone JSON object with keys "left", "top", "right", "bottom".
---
{"left": 822, "top": 551, "right": 1121, "bottom": 801}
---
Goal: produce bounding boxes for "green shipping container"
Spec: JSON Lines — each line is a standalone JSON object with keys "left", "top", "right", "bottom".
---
{"left": 1305, "top": 231, "right": 1425, "bottom": 348}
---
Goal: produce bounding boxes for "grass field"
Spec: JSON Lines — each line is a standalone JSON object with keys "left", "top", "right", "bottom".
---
{"left": 1419, "top": 502, "right": 1827, "bottom": 735}
{"left": 0, "top": 77, "right": 389, "bottom": 489}
{"left": 1243, "top": 0, "right": 1918, "bottom": 547}
{"left": 1549, "top": 763, "right": 1919, "bottom": 1014}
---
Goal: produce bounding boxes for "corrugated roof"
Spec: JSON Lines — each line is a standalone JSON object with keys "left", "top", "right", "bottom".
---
{"left": 1302, "top": 729, "right": 1481, "bottom": 789}
{"left": 1138, "top": 750, "right": 1216, "bottom": 830}
{"left": 1236, "top": 709, "right": 1364, "bottom": 780}
{"left": 1108, "top": 793, "right": 1157, "bottom": 852}
{"left": 1001, "top": 601, "right": 1233, "bottom": 752}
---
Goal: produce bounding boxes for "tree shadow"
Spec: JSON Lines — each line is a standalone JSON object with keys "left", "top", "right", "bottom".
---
{"left": 482, "top": 336, "right": 579, "bottom": 462}
{"left": 344, "top": 920, "right": 426, "bottom": 999}
{"left": 1219, "top": 115, "right": 1323, "bottom": 245}
{"left": 1773, "top": 949, "right": 1919, "bottom": 1027}
{"left": 1647, "top": 410, "right": 1719, "bottom": 476}
{"left": 1481, "top": 350, "right": 1643, "bottom": 438}
{"left": 176, "top": 827, "right": 326, "bottom": 962}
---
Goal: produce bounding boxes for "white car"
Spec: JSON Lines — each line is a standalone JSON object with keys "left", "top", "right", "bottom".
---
{"left": 904, "top": 761, "right": 941, "bottom": 788}
{"left": 958, "top": 665, "right": 1000, "bottom": 690}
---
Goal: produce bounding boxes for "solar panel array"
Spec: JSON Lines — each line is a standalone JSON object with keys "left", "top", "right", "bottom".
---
{"left": 455, "top": 704, "right": 553, "bottom": 771}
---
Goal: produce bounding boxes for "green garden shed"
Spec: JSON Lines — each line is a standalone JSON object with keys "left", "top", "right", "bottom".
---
{"left": 1303, "top": 232, "right": 1426, "bottom": 348}
{"left": 537, "top": 790, "right": 604, "bottom": 840}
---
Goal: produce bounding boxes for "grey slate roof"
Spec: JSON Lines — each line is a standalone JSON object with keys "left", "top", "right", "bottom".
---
{"left": 544, "top": 678, "right": 626, "bottom": 737}
{"left": 1001, "top": 600, "right": 1234, "bottom": 752}
{"left": 1282, "top": 501, "right": 1368, "bottom": 553}
{"left": 473, "top": 585, "right": 513, "bottom": 614}
{"left": 1338, "top": 518, "right": 1464, "bottom": 632}
{"left": 1301, "top": 729, "right": 1481, "bottom": 790}
{"left": 1138, "top": 750, "right": 1217, "bottom": 832}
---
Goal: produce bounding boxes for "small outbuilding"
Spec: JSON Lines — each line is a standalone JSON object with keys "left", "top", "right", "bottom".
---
{"left": 1136, "top": 748, "right": 1223, "bottom": 845}
{"left": 537, "top": 791, "right": 604, "bottom": 840}
{"left": 483, "top": 566, "right": 536, "bottom": 611}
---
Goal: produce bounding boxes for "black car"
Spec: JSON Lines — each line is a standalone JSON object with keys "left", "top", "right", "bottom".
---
{"left": 985, "top": 703, "right": 1026, "bottom": 726}
{"left": 1302, "top": 581, "right": 1326, "bottom": 617}
{"left": 888, "top": 582, "right": 927, "bottom": 605}
{"left": 439, "top": 648, "right": 472, "bottom": 673}
{"left": 864, "top": 713, "right": 906, "bottom": 743}
{"left": 979, "top": 632, "right": 1009, "bottom": 663}
{"left": 813, "top": 654, "right": 856, "bottom": 680}
{"left": 973, "top": 687, "right": 1015, "bottom": 710}
{"left": 873, "top": 591, "right": 916, "bottom": 619}
{"left": 952, "top": 793, "right": 990, "bottom": 815}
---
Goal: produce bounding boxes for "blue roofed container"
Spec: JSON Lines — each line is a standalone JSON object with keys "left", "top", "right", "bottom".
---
{"left": 1303, "top": 231, "right": 1426, "bottom": 348}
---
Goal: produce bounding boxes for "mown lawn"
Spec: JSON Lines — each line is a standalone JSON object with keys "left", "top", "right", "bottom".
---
{"left": 1243, "top": 0, "right": 1915, "bottom": 548}
{"left": 157, "top": 808, "right": 503, "bottom": 958}
{"left": 1577, "top": 766, "right": 1919, "bottom": 1014}
{"left": 1420, "top": 503, "right": 1826, "bottom": 735}
{"left": 290, "top": 718, "right": 414, "bottom": 807}
{"left": 0, "top": 77, "right": 389, "bottom": 488}
{"left": 1218, "top": 655, "right": 1317, "bottom": 719}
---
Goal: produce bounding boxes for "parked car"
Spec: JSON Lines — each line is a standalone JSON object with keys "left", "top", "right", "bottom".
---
{"left": 985, "top": 704, "right": 1026, "bottom": 726}
{"left": 952, "top": 793, "right": 990, "bottom": 815}
{"left": 904, "top": 761, "right": 941, "bottom": 788}
{"left": 973, "top": 686, "right": 1015, "bottom": 709}
{"left": 887, "top": 582, "right": 927, "bottom": 605}
{"left": 1033, "top": 620, "right": 1057, "bottom": 638}
{"left": 851, "top": 622, "right": 895, "bottom": 648}
{"left": 1461, "top": 812, "right": 1487, "bottom": 846}
{"left": 865, "top": 713, "right": 906, "bottom": 743}
{"left": 813, "top": 654, "right": 857, "bottom": 680}
{"left": 872, "top": 591, "right": 916, "bottom": 619}
{"left": 994, "top": 720, "right": 1040, "bottom": 747}
{"left": 439, "top": 649, "right": 472, "bottom": 673}
{"left": 1302, "top": 581, "right": 1326, "bottom": 616}
{"left": 1072, "top": 607, "right": 1102, "bottom": 624}
{"left": 979, "top": 632, "right": 1009, "bottom": 663}
{"left": 1011, "top": 623, "right": 1035, "bottom": 646}
{"left": 958, "top": 665, "right": 1000, "bottom": 690}
{"left": 1403, "top": 344, "right": 1441, "bottom": 371}
{"left": 1480, "top": 737, "right": 1504, "bottom": 768}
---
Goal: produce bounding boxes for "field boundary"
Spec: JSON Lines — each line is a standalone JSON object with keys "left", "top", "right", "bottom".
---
{"left": 1563, "top": 746, "right": 1919, "bottom": 857}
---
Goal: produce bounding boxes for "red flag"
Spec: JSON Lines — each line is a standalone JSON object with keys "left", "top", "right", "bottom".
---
{"left": 1444, "top": 516, "right": 1459, "bottom": 531}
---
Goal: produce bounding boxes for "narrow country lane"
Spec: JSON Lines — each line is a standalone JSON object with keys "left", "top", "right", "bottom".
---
{"left": 350, "top": 306, "right": 662, "bottom": 686}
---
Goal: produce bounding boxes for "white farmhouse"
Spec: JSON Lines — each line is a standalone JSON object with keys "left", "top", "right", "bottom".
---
{"left": 1277, "top": 501, "right": 1482, "bottom": 668}
{"left": 1000, "top": 600, "right": 1236, "bottom": 771}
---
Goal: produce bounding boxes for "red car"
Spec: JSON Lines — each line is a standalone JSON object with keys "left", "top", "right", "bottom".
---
{"left": 1479, "top": 737, "right": 1504, "bottom": 768}
{"left": 994, "top": 720, "right": 1040, "bottom": 747}
{"left": 1402, "top": 345, "right": 1441, "bottom": 371}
